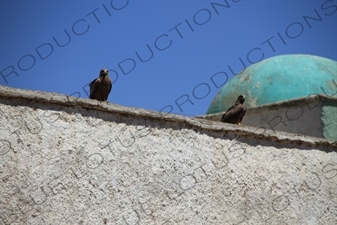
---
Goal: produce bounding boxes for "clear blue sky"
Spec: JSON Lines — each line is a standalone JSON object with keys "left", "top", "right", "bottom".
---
{"left": 1, "top": 0, "right": 336, "bottom": 116}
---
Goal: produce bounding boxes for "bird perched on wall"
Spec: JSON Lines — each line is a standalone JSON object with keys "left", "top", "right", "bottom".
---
{"left": 221, "top": 94, "right": 246, "bottom": 125}
{"left": 89, "top": 69, "right": 112, "bottom": 101}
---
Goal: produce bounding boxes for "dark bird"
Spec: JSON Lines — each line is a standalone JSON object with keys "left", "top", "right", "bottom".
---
{"left": 89, "top": 69, "right": 112, "bottom": 101}
{"left": 221, "top": 94, "right": 246, "bottom": 125}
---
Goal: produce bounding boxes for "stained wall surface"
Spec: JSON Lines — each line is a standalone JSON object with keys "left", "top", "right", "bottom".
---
{"left": 322, "top": 98, "right": 337, "bottom": 141}
{"left": 1, "top": 86, "right": 337, "bottom": 225}
{"left": 201, "top": 95, "right": 337, "bottom": 141}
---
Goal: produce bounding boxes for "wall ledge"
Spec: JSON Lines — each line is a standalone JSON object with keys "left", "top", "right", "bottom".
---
{"left": 1, "top": 85, "right": 336, "bottom": 151}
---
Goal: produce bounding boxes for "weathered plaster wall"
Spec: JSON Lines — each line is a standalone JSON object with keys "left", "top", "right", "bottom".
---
{"left": 1, "top": 86, "right": 337, "bottom": 225}
{"left": 201, "top": 95, "right": 337, "bottom": 141}
{"left": 242, "top": 97, "right": 323, "bottom": 138}
{"left": 322, "top": 98, "right": 337, "bottom": 141}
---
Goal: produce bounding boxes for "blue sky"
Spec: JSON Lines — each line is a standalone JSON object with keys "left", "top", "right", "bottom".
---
{"left": 1, "top": 0, "right": 336, "bottom": 116}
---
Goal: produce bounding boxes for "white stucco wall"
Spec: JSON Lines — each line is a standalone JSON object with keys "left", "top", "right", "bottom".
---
{"left": 1, "top": 86, "right": 337, "bottom": 225}
{"left": 200, "top": 95, "right": 325, "bottom": 139}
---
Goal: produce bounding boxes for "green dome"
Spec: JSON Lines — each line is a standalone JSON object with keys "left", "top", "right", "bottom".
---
{"left": 207, "top": 54, "right": 337, "bottom": 114}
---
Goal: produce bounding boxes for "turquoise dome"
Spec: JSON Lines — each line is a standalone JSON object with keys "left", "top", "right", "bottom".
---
{"left": 207, "top": 54, "right": 337, "bottom": 114}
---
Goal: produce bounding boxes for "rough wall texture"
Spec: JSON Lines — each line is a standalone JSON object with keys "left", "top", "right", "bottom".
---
{"left": 201, "top": 95, "right": 337, "bottom": 141}
{"left": 322, "top": 98, "right": 337, "bottom": 141}
{"left": 1, "top": 86, "right": 337, "bottom": 225}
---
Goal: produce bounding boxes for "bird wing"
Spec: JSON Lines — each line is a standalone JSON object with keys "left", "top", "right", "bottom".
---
{"left": 101, "top": 76, "right": 112, "bottom": 101}
{"left": 221, "top": 105, "right": 245, "bottom": 123}
{"left": 107, "top": 77, "right": 112, "bottom": 94}
{"left": 221, "top": 106, "right": 234, "bottom": 122}
{"left": 89, "top": 78, "right": 101, "bottom": 99}
{"left": 238, "top": 105, "right": 246, "bottom": 123}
